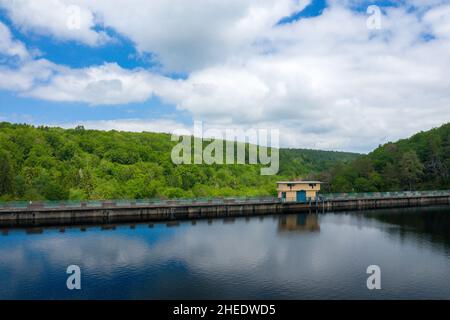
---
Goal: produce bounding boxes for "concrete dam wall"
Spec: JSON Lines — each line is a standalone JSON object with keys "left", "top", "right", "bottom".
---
{"left": 0, "top": 192, "right": 449, "bottom": 229}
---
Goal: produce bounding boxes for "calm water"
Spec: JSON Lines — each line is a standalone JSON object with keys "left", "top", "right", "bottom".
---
{"left": 0, "top": 206, "right": 449, "bottom": 300}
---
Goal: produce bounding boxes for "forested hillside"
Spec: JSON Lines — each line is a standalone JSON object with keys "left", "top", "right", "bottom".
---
{"left": 0, "top": 122, "right": 359, "bottom": 201}
{"left": 322, "top": 123, "right": 450, "bottom": 193}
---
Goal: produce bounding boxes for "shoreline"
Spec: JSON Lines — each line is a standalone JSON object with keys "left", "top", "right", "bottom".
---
{"left": 1, "top": 194, "right": 449, "bottom": 229}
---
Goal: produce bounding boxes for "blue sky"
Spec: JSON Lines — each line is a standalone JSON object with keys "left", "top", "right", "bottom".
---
{"left": 0, "top": 0, "right": 330, "bottom": 130}
{"left": 0, "top": 6, "right": 179, "bottom": 126}
{"left": 0, "top": 0, "right": 449, "bottom": 153}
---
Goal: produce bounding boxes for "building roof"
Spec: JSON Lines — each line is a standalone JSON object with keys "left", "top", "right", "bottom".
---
{"left": 277, "top": 181, "right": 322, "bottom": 184}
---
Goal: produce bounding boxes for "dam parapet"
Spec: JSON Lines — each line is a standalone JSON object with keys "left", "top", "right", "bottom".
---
{"left": 0, "top": 191, "right": 449, "bottom": 228}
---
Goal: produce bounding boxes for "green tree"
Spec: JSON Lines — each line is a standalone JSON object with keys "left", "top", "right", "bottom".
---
{"left": 331, "top": 176, "right": 353, "bottom": 193}
{"left": 0, "top": 150, "right": 14, "bottom": 196}
{"left": 0, "top": 121, "right": 370, "bottom": 201}
{"left": 400, "top": 151, "right": 424, "bottom": 191}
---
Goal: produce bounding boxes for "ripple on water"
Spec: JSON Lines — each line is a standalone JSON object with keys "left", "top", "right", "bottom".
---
{"left": 0, "top": 207, "right": 450, "bottom": 299}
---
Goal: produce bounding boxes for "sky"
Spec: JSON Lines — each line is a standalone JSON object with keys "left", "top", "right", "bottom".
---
{"left": 0, "top": 0, "right": 450, "bottom": 153}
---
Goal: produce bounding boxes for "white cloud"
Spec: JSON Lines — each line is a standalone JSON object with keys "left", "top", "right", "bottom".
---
{"left": 424, "top": 4, "right": 450, "bottom": 38}
{"left": 28, "top": 63, "right": 159, "bottom": 105}
{"left": 1, "top": 2, "right": 450, "bottom": 152}
{"left": 0, "top": 21, "right": 29, "bottom": 59}
{"left": 57, "top": 118, "right": 191, "bottom": 135}
{"left": 0, "top": 0, "right": 111, "bottom": 46}
{"left": 87, "top": 0, "right": 310, "bottom": 71}
{"left": 151, "top": 4, "right": 450, "bottom": 151}
{"left": 0, "top": 0, "right": 310, "bottom": 71}
{"left": 0, "top": 55, "right": 57, "bottom": 92}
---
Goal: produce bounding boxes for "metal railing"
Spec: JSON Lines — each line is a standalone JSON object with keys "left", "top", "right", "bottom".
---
{"left": 0, "top": 196, "right": 279, "bottom": 211}
{"left": 1, "top": 190, "right": 449, "bottom": 211}
{"left": 320, "top": 190, "right": 450, "bottom": 201}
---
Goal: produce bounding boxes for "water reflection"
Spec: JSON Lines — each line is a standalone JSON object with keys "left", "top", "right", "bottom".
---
{"left": 365, "top": 206, "right": 450, "bottom": 249}
{"left": 0, "top": 207, "right": 449, "bottom": 299}
{"left": 278, "top": 214, "right": 320, "bottom": 233}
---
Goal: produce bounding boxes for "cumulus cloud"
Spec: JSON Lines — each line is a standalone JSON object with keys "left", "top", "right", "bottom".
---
{"left": 57, "top": 118, "right": 191, "bottom": 135}
{"left": 0, "top": 23, "right": 56, "bottom": 91}
{"left": 1, "top": 1, "right": 450, "bottom": 152}
{"left": 28, "top": 63, "right": 159, "bottom": 105}
{"left": 0, "top": 59, "right": 56, "bottom": 91}
{"left": 84, "top": 0, "right": 310, "bottom": 71}
{"left": 147, "top": 4, "right": 450, "bottom": 150}
{"left": 0, "top": 21, "right": 29, "bottom": 59}
{"left": 0, "top": 0, "right": 111, "bottom": 46}
{"left": 423, "top": 4, "right": 450, "bottom": 38}
{"left": 1, "top": 0, "right": 310, "bottom": 70}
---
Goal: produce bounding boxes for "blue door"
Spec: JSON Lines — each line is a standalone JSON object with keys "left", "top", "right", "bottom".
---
{"left": 296, "top": 191, "right": 307, "bottom": 203}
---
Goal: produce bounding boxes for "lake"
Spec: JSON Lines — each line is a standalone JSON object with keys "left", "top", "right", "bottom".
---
{"left": 0, "top": 206, "right": 449, "bottom": 300}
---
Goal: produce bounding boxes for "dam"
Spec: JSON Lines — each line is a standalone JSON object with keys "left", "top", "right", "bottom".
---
{"left": 0, "top": 190, "right": 449, "bottom": 228}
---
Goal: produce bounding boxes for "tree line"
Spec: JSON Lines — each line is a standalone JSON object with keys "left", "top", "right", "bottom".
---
{"left": 0, "top": 122, "right": 358, "bottom": 201}
{"left": 316, "top": 123, "right": 450, "bottom": 193}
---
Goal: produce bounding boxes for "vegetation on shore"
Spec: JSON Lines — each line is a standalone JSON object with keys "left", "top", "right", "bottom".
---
{"left": 318, "top": 123, "right": 450, "bottom": 193}
{"left": 1, "top": 122, "right": 447, "bottom": 201}
{"left": 0, "top": 122, "right": 358, "bottom": 201}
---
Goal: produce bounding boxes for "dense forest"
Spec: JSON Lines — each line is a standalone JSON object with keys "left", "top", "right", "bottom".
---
{"left": 2, "top": 122, "right": 447, "bottom": 201}
{"left": 0, "top": 122, "right": 358, "bottom": 201}
{"left": 320, "top": 123, "right": 450, "bottom": 193}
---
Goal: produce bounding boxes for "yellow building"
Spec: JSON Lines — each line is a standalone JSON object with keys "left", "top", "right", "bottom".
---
{"left": 277, "top": 181, "right": 322, "bottom": 203}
